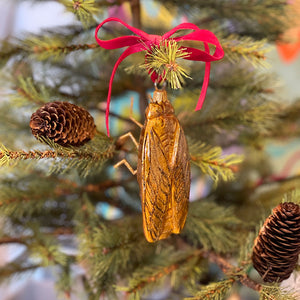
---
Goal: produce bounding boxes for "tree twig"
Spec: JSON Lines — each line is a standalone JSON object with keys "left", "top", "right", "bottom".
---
{"left": 204, "top": 251, "right": 262, "bottom": 292}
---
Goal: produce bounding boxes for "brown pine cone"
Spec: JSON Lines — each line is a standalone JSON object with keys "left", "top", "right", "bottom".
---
{"left": 251, "top": 202, "right": 300, "bottom": 283}
{"left": 30, "top": 101, "right": 96, "bottom": 147}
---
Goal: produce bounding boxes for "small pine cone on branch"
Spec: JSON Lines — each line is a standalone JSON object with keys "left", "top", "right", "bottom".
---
{"left": 30, "top": 101, "right": 96, "bottom": 147}
{"left": 251, "top": 202, "right": 300, "bottom": 283}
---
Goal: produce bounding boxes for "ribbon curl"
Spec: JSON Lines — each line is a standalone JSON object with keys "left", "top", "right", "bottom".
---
{"left": 95, "top": 17, "right": 224, "bottom": 136}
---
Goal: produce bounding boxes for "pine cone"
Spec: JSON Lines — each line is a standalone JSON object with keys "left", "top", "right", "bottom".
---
{"left": 30, "top": 101, "right": 96, "bottom": 147}
{"left": 251, "top": 202, "right": 300, "bottom": 283}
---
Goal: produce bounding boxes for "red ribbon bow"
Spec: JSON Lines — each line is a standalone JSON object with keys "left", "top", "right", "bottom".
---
{"left": 95, "top": 17, "right": 224, "bottom": 136}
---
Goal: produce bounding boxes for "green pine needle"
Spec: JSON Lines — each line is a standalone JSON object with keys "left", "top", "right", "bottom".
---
{"left": 222, "top": 35, "right": 271, "bottom": 68}
{"left": 0, "top": 134, "right": 115, "bottom": 177}
{"left": 11, "top": 77, "right": 49, "bottom": 106}
{"left": 186, "top": 278, "right": 234, "bottom": 300}
{"left": 189, "top": 141, "right": 243, "bottom": 184}
{"left": 29, "top": 241, "right": 68, "bottom": 267}
{"left": 118, "top": 249, "right": 203, "bottom": 299}
{"left": 60, "top": 0, "right": 98, "bottom": 27}
{"left": 23, "top": 34, "right": 99, "bottom": 61}
{"left": 183, "top": 201, "right": 243, "bottom": 253}
{"left": 260, "top": 285, "right": 298, "bottom": 300}
{"left": 142, "top": 40, "right": 191, "bottom": 89}
{"left": 282, "top": 190, "right": 300, "bottom": 206}
{"left": 77, "top": 216, "right": 153, "bottom": 297}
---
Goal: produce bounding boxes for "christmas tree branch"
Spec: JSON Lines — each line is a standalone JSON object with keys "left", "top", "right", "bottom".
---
{"left": 260, "top": 285, "right": 299, "bottom": 300}
{"left": 0, "top": 173, "right": 136, "bottom": 218}
{"left": 204, "top": 251, "right": 261, "bottom": 292}
{"left": 23, "top": 33, "right": 100, "bottom": 60}
{"left": 254, "top": 173, "right": 300, "bottom": 188}
{"left": 182, "top": 102, "right": 277, "bottom": 144}
{"left": 189, "top": 142, "right": 243, "bottom": 183}
{"left": 0, "top": 263, "right": 41, "bottom": 279}
{"left": 98, "top": 107, "right": 138, "bottom": 125}
{"left": 0, "top": 136, "right": 115, "bottom": 176}
{"left": 78, "top": 217, "right": 152, "bottom": 296}
{"left": 60, "top": 0, "right": 99, "bottom": 28}
{"left": 33, "top": 42, "right": 98, "bottom": 54}
{"left": 12, "top": 77, "right": 49, "bottom": 106}
{"left": 183, "top": 201, "right": 243, "bottom": 253}
{"left": 0, "top": 147, "right": 113, "bottom": 163}
{"left": 187, "top": 105, "right": 273, "bottom": 128}
{"left": 159, "top": 0, "right": 289, "bottom": 39}
{"left": 0, "top": 228, "right": 73, "bottom": 245}
{"left": 123, "top": 249, "right": 203, "bottom": 295}
{"left": 0, "top": 236, "right": 27, "bottom": 245}
{"left": 187, "top": 278, "right": 235, "bottom": 300}
{"left": 222, "top": 35, "right": 270, "bottom": 67}
{"left": 32, "top": 42, "right": 98, "bottom": 59}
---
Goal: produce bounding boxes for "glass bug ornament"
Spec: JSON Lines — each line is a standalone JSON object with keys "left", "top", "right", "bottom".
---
{"left": 115, "top": 87, "right": 190, "bottom": 242}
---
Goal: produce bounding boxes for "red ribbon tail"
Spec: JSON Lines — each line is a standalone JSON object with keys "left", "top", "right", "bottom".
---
{"left": 105, "top": 45, "right": 146, "bottom": 136}
{"left": 195, "top": 43, "right": 211, "bottom": 111}
{"left": 195, "top": 61, "right": 211, "bottom": 111}
{"left": 95, "top": 18, "right": 225, "bottom": 131}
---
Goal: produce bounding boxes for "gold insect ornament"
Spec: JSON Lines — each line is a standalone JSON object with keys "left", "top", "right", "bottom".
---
{"left": 115, "top": 87, "right": 190, "bottom": 242}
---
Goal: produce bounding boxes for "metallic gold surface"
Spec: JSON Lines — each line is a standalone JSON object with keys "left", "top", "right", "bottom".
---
{"left": 137, "top": 89, "right": 190, "bottom": 242}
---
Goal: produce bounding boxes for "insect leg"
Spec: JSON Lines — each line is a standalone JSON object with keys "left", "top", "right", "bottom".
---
{"left": 117, "top": 132, "right": 139, "bottom": 149}
{"left": 114, "top": 159, "right": 137, "bottom": 175}
{"left": 114, "top": 98, "right": 143, "bottom": 176}
{"left": 115, "top": 131, "right": 138, "bottom": 175}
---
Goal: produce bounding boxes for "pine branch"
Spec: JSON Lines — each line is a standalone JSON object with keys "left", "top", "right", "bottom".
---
{"left": 158, "top": 0, "right": 290, "bottom": 40}
{"left": 221, "top": 35, "right": 271, "bottom": 68}
{"left": 1, "top": 31, "right": 100, "bottom": 64}
{"left": 25, "top": 35, "right": 99, "bottom": 61}
{"left": 0, "top": 262, "right": 41, "bottom": 280}
{"left": 204, "top": 251, "right": 261, "bottom": 292}
{"left": 254, "top": 174, "right": 300, "bottom": 189}
{"left": 0, "top": 236, "right": 27, "bottom": 245}
{"left": 28, "top": 240, "right": 69, "bottom": 267}
{"left": 0, "top": 147, "right": 112, "bottom": 163}
{"left": 260, "top": 285, "right": 299, "bottom": 300}
{"left": 77, "top": 216, "right": 153, "bottom": 296}
{"left": 141, "top": 40, "right": 191, "bottom": 89}
{"left": 0, "top": 228, "right": 74, "bottom": 245}
{"left": 265, "top": 98, "right": 300, "bottom": 139}
{"left": 181, "top": 100, "right": 278, "bottom": 145}
{"left": 59, "top": 0, "right": 99, "bottom": 27}
{"left": 11, "top": 77, "right": 50, "bottom": 106}
{"left": 0, "top": 40, "right": 24, "bottom": 68}
{"left": 186, "top": 278, "right": 235, "bottom": 300}
{"left": 0, "top": 134, "right": 115, "bottom": 176}
{"left": 33, "top": 42, "right": 98, "bottom": 55}
{"left": 189, "top": 142, "right": 243, "bottom": 184}
{"left": 120, "top": 249, "right": 203, "bottom": 297}
{"left": 183, "top": 201, "right": 243, "bottom": 253}
{"left": 56, "top": 262, "right": 72, "bottom": 299}
{"left": 189, "top": 104, "right": 276, "bottom": 129}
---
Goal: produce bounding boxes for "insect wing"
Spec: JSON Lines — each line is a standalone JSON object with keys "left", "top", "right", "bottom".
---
{"left": 138, "top": 114, "right": 190, "bottom": 243}
{"left": 170, "top": 121, "right": 190, "bottom": 234}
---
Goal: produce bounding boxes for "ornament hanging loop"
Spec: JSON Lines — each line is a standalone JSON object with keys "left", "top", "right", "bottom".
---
{"left": 154, "top": 80, "right": 167, "bottom": 91}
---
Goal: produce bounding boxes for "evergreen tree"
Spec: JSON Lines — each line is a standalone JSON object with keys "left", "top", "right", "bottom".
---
{"left": 0, "top": 0, "right": 300, "bottom": 299}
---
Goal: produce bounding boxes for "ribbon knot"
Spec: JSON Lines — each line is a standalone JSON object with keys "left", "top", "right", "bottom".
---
{"left": 148, "top": 34, "right": 163, "bottom": 44}
{"left": 95, "top": 17, "right": 224, "bottom": 136}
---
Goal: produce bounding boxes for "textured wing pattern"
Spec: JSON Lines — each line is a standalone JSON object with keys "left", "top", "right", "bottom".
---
{"left": 171, "top": 123, "right": 190, "bottom": 233}
{"left": 141, "top": 124, "right": 172, "bottom": 242}
{"left": 138, "top": 116, "right": 190, "bottom": 242}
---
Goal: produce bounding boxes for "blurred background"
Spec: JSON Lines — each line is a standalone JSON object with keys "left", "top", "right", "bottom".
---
{"left": 0, "top": 0, "right": 300, "bottom": 299}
